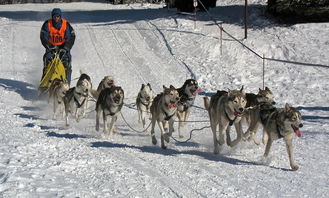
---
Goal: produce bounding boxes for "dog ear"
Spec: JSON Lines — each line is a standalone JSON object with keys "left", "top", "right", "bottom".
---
{"left": 285, "top": 103, "right": 290, "bottom": 110}
{"left": 147, "top": 83, "right": 152, "bottom": 90}
{"left": 163, "top": 85, "right": 167, "bottom": 90}
{"left": 240, "top": 86, "right": 245, "bottom": 95}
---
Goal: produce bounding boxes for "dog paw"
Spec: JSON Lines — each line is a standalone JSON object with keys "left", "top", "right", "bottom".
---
{"left": 164, "top": 133, "right": 170, "bottom": 143}
{"left": 152, "top": 137, "right": 157, "bottom": 145}
{"left": 291, "top": 164, "right": 299, "bottom": 171}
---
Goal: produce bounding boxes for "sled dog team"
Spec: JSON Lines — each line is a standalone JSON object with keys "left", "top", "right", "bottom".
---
{"left": 47, "top": 74, "right": 303, "bottom": 171}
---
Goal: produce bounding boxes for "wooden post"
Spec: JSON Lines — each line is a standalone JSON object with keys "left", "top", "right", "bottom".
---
{"left": 194, "top": 0, "right": 198, "bottom": 29}
{"left": 220, "top": 23, "right": 223, "bottom": 55}
{"left": 244, "top": 0, "right": 248, "bottom": 39}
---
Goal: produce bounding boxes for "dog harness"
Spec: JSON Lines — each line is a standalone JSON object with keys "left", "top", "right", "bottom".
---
{"left": 48, "top": 18, "right": 67, "bottom": 46}
{"left": 74, "top": 93, "right": 86, "bottom": 108}
{"left": 178, "top": 94, "right": 195, "bottom": 112}
{"left": 162, "top": 107, "right": 175, "bottom": 121}
{"left": 224, "top": 110, "right": 237, "bottom": 126}
{"left": 137, "top": 93, "right": 151, "bottom": 110}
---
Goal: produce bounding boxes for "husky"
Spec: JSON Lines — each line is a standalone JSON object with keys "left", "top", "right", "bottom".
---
{"left": 63, "top": 73, "right": 92, "bottom": 126}
{"left": 176, "top": 79, "right": 200, "bottom": 138}
{"left": 150, "top": 85, "right": 180, "bottom": 149}
{"left": 90, "top": 75, "right": 115, "bottom": 100}
{"left": 246, "top": 87, "right": 275, "bottom": 108}
{"left": 242, "top": 87, "right": 276, "bottom": 144}
{"left": 48, "top": 78, "right": 70, "bottom": 119}
{"left": 262, "top": 103, "right": 303, "bottom": 171}
{"left": 136, "top": 83, "right": 153, "bottom": 129}
{"left": 95, "top": 86, "right": 124, "bottom": 137}
{"left": 203, "top": 87, "right": 247, "bottom": 154}
{"left": 243, "top": 101, "right": 277, "bottom": 145}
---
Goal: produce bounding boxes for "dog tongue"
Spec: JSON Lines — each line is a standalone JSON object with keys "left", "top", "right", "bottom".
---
{"left": 168, "top": 103, "right": 176, "bottom": 109}
{"left": 294, "top": 129, "right": 302, "bottom": 137}
{"left": 193, "top": 89, "right": 202, "bottom": 95}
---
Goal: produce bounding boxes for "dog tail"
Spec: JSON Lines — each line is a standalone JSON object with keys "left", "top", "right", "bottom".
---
{"left": 203, "top": 97, "right": 210, "bottom": 111}
{"left": 90, "top": 89, "right": 99, "bottom": 100}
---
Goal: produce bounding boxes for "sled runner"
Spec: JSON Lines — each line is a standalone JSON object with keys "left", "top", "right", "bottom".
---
{"left": 38, "top": 51, "right": 66, "bottom": 97}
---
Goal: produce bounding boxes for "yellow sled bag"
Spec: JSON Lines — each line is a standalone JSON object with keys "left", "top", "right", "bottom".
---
{"left": 39, "top": 57, "right": 66, "bottom": 89}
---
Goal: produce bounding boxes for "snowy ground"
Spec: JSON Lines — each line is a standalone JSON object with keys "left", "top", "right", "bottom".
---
{"left": 0, "top": 0, "right": 329, "bottom": 197}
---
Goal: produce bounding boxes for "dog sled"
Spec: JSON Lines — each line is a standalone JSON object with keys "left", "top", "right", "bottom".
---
{"left": 38, "top": 51, "right": 66, "bottom": 97}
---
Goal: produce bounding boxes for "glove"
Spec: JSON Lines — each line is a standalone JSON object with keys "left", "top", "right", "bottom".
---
{"left": 49, "top": 45, "right": 59, "bottom": 53}
{"left": 59, "top": 48, "right": 67, "bottom": 54}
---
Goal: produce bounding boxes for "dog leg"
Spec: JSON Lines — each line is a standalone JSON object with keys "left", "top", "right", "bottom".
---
{"left": 211, "top": 122, "right": 220, "bottom": 154}
{"left": 108, "top": 115, "right": 117, "bottom": 137}
{"left": 177, "top": 112, "right": 184, "bottom": 138}
{"left": 64, "top": 104, "right": 70, "bottom": 127}
{"left": 158, "top": 121, "right": 167, "bottom": 149}
{"left": 227, "top": 122, "right": 243, "bottom": 147}
{"left": 262, "top": 130, "right": 269, "bottom": 145}
{"left": 95, "top": 107, "right": 100, "bottom": 132}
{"left": 284, "top": 134, "right": 299, "bottom": 171}
{"left": 103, "top": 111, "right": 109, "bottom": 136}
{"left": 164, "top": 119, "right": 174, "bottom": 143}
{"left": 52, "top": 99, "right": 57, "bottom": 120}
{"left": 217, "top": 123, "right": 226, "bottom": 146}
{"left": 141, "top": 110, "right": 146, "bottom": 129}
{"left": 150, "top": 118, "right": 157, "bottom": 145}
{"left": 263, "top": 137, "right": 273, "bottom": 157}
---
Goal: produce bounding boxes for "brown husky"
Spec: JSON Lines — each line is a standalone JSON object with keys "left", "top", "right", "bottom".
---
{"left": 203, "top": 87, "right": 247, "bottom": 154}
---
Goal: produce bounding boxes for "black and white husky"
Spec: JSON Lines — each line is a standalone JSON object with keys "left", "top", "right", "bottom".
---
{"left": 136, "top": 83, "right": 153, "bottom": 129}
{"left": 63, "top": 73, "right": 92, "bottom": 126}
{"left": 176, "top": 79, "right": 200, "bottom": 138}
{"left": 95, "top": 86, "right": 124, "bottom": 137}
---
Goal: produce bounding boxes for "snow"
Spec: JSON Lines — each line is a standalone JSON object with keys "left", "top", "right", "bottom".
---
{"left": 1, "top": 0, "right": 329, "bottom": 197}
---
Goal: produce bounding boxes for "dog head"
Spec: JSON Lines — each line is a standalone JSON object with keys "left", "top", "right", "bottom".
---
{"left": 163, "top": 85, "right": 180, "bottom": 108}
{"left": 182, "top": 79, "right": 200, "bottom": 96}
{"left": 57, "top": 81, "right": 70, "bottom": 98}
{"left": 75, "top": 79, "right": 91, "bottom": 97}
{"left": 98, "top": 75, "right": 115, "bottom": 91}
{"left": 227, "top": 86, "right": 247, "bottom": 116}
{"left": 108, "top": 86, "right": 124, "bottom": 105}
{"left": 139, "top": 83, "right": 152, "bottom": 103}
{"left": 257, "top": 87, "right": 275, "bottom": 105}
{"left": 281, "top": 103, "right": 303, "bottom": 137}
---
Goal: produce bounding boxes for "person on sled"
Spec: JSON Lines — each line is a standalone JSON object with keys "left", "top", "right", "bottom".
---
{"left": 40, "top": 8, "right": 75, "bottom": 85}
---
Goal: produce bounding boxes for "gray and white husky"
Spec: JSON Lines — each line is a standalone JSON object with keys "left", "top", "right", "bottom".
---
{"left": 150, "top": 85, "right": 180, "bottom": 149}
{"left": 203, "top": 87, "right": 247, "bottom": 154}
{"left": 136, "top": 83, "right": 153, "bottom": 129}
{"left": 95, "top": 86, "right": 124, "bottom": 137}
{"left": 63, "top": 73, "right": 92, "bottom": 126}
{"left": 262, "top": 103, "right": 303, "bottom": 171}
{"left": 176, "top": 79, "right": 200, "bottom": 138}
